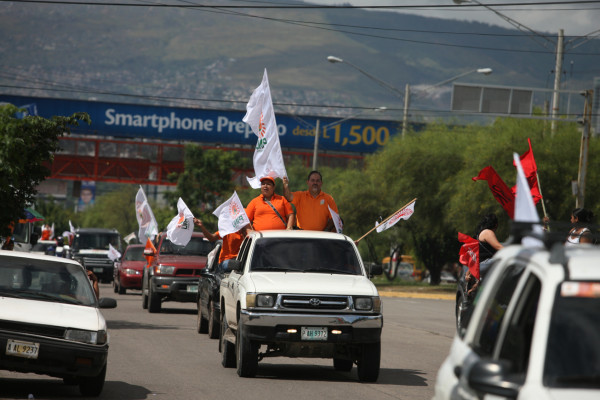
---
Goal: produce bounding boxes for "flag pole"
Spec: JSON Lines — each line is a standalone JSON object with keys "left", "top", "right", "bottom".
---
{"left": 354, "top": 198, "right": 417, "bottom": 244}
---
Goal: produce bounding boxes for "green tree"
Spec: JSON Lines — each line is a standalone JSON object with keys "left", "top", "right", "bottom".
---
{"left": 0, "top": 104, "right": 90, "bottom": 237}
{"left": 79, "top": 186, "right": 139, "bottom": 239}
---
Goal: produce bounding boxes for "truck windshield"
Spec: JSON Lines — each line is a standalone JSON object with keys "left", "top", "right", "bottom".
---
{"left": 159, "top": 236, "right": 212, "bottom": 256}
{"left": 250, "top": 238, "right": 362, "bottom": 275}
{"left": 543, "top": 282, "right": 600, "bottom": 389}
{"left": 73, "top": 233, "right": 120, "bottom": 250}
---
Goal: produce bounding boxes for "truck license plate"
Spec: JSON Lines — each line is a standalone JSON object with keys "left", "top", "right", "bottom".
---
{"left": 301, "top": 327, "right": 328, "bottom": 341}
{"left": 6, "top": 339, "right": 40, "bottom": 359}
{"left": 93, "top": 268, "right": 103, "bottom": 273}
{"left": 187, "top": 285, "right": 198, "bottom": 293}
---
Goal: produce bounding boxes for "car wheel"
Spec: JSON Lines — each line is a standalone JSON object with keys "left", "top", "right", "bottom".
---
{"left": 197, "top": 298, "right": 208, "bottom": 334}
{"left": 117, "top": 279, "right": 126, "bottom": 295}
{"left": 78, "top": 365, "right": 106, "bottom": 397}
{"left": 236, "top": 317, "right": 258, "bottom": 377}
{"left": 207, "top": 299, "right": 219, "bottom": 339}
{"left": 333, "top": 358, "right": 353, "bottom": 372}
{"left": 112, "top": 279, "right": 118, "bottom": 293}
{"left": 221, "top": 313, "right": 236, "bottom": 368}
{"left": 357, "top": 342, "right": 380, "bottom": 382}
{"left": 148, "top": 279, "right": 161, "bottom": 313}
{"left": 141, "top": 273, "right": 148, "bottom": 309}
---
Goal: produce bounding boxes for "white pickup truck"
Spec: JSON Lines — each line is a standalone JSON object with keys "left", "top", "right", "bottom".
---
{"left": 219, "top": 230, "right": 383, "bottom": 381}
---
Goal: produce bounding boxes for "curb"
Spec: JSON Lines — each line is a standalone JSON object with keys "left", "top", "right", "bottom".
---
{"left": 378, "top": 290, "right": 454, "bottom": 300}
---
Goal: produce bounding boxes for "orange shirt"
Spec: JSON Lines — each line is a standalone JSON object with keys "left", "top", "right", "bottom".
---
{"left": 292, "top": 191, "right": 338, "bottom": 231}
{"left": 246, "top": 194, "right": 293, "bottom": 231}
{"left": 215, "top": 231, "right": 244, "bottom": 263}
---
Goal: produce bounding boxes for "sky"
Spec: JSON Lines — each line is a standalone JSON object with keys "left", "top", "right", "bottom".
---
{"left": 310, "top": 0, "right": 600, "bottom": 37}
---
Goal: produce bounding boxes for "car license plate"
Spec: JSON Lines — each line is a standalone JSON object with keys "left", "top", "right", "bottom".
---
{"left": 6, "top": 339, "right": 40, "bottom": 359}
{"left": 187, "top": 285, "right": 198, "bottom": 293}
{"left": 93, "top": 268, "right": 103, "bottom": 273}
{"left": 301, "top": 327, "right": 328, "bottom": 341}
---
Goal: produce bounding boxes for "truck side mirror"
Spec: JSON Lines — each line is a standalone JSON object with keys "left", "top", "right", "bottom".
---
{"left": 369, "top": 263, "right": 383, "bottom": 276}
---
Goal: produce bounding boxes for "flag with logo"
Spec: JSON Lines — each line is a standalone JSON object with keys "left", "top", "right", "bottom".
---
{"left": 213, "top": 192, "right": 250, "bottom": 237}
{"left": 243, "top": 69, "right": 287, "bottom": 189}
{"left": 328, "top": 206, "right": 343, "bottom": 233}
{"left": 135, "top": 186, "right": 159, "bottom": 241}
{"left": 108, "top": 243, "right": 121, "bottom": 261}
{"left": 458, "top": 232, "right": 480, "bottom": 280}
{"left": 166, "top": 198, "right": 195, "bottom": 246}
{"left": 375, "top": 201, "right": 416, "bottom": 233}
{"left": 472, "top": 166, "right": 515, "bottom": 219}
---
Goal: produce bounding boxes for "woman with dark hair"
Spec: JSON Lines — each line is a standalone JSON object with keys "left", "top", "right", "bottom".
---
{"left": 566, "top": 208, "right": 594, "bottom": 245}
{"left": 475, "top": 213, "right": 504, "bottom": 263}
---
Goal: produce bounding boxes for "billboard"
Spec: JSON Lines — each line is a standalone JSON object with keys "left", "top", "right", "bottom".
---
{"left": 0, "top": 95, "right": 401, "bottom": 154}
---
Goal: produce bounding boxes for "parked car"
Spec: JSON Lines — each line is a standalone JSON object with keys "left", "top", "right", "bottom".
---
{"left": 113, "top": 244, "right": 145, "bottom": 294}
{"left": 196, "top": 241, "right": 223, "bottom": 339}
{"left": 70, "top": 228, "right": 122, "bottom": 283}
{"left": 141, "top": 232, "right": 213, "bottom": 313}
{"left": 0, "top": 250, "right": 117, "bottom": 396}
{"left": 219, "top": 230, "right": 383, "bottom": 381}
{"left": 433, "top": 235, "right": 600, "bottom": 400}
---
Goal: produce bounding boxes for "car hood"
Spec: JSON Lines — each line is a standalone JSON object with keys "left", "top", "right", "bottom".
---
{"left": 156, "top": 255, "right": 207, "bottom": 267}
{"left": 77, "top": 249, "right": 109, "bottom": 255}
{"left": 247, "top": 272, "right": 378, "bottom": 296}
{"left": 120, "top": 260, "right": 146, "bottom": 270}
{"left": 0, "top": 296, "right": 106, "bottom": 331}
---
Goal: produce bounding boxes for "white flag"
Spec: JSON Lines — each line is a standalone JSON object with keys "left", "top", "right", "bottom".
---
{"left": 329, "top": 206, "right": 343, "bottom": 233}
{"left": 166, "top": 198, "right": 195, "bottom": 246}
{"left": 50, "top": 223, "right": 55, "bottom": 239}
{"left": 123, "top": 232, "right": 137, "bottom": 244}
{"left": 514, "top": 153, "right": 543, "bottom": 247}
{"left": 243, "top": 69, "right": 287, "bottom": 189}
{"left": 213, "top": 191, "right": 251, "bottom": 237}
{"left": 135, "top": 186, "right": 159, "bottom": 241}
{"left": 69, "top": 220, "right": 76, "bottom": 233}
{"left": 375, "top": 201, "right": 416, "bottom": 233}
{"left": 108, "top": 243, "right": 121, "bottom": 261}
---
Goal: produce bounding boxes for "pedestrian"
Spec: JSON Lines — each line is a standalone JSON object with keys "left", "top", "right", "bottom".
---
{"left": 282, "top": 171, "right": 339, "bottom": 231}
{"left": 565, "top": 208, "right": 594, "bottom": 245}
{"left": 41, "top": 223, "right": 52, "bottom": 240}
{"left": 193, "top": 218, "right": 246, "bottom": 270}
{"left": 246, "top": 176, "right": 294, "bottom": 231}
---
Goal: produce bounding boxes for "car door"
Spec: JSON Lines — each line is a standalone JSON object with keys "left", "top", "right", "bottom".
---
{"left": 222, "top": 237, "right": 251, "bottom": 328}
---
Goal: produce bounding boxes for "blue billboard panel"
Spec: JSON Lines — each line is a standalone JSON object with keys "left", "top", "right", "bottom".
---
{"left": 0, "top": 95, "right": 401, "bottom": 154}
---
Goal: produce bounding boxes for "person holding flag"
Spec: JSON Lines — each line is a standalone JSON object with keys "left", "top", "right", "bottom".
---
{"left": 282, "top": 171, "right": 339, "bottom": 232}
{"left": 246, "top": 176, "right": 294, "bottom": 231}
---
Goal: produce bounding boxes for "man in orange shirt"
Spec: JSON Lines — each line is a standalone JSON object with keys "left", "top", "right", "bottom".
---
{"left": 246, "top": 176, "right": 294, "bottom": 231}
{"left": 193, "top": 218, "right": 246, "bottom": 270}
{"left": 283, "top": 171, "right": 338, "bottom": 231}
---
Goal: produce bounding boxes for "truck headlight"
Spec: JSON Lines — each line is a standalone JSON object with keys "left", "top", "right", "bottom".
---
{"left": 156, "top": 265, "right": 175, "bottom": 275}
{"left": 354, "top": 296, "right": 381, "bottom": 312}
{"left": 65, "top": 329, "right": 107, "bottom": 345}
{"left": 247, "top": 294, "right": 276, "bottom": 308}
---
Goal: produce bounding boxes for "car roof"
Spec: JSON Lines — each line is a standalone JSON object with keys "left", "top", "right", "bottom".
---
{"left": 75, "top": 228, "right": 119, "bottom": 234}
{"left": 247, "top": 230, "right": 353, "bottom": 241}
{"left": 0, "top": 249, "right": 83, "bottom": 267}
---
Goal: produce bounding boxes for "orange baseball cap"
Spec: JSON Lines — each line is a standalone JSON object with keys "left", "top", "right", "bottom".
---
{"left": 260, "top": 176, "right": 275, "bottom": 184}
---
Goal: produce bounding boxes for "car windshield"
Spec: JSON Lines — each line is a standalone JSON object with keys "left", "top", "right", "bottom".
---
{"left": 159, "top": 236, "right": 212, "bottom": 256}
{"left": 73, "top": 233, "right": 120, "bottom": 250}
{"left": 0, "top": 256, "right": 97, "bottom": 306}
{"left": 543, "top": 281, "right": 600, "bottom": 388}
{"left": 124, "top": 246, "right": 145, "bottom": 261}
{"left": 250, "top": 238, "right": 362, "bottom": 275}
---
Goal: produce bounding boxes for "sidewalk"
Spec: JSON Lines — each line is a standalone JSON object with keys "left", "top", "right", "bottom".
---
{"left": 378, "top": 290, "right": 454, "bottom": 300}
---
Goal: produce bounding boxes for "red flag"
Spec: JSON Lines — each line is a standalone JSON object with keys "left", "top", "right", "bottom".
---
{"left": 458, "top": 232, "right": 480, "bottom": 280}
{"left": 473, "top": 166, "right": 515, "bottom": 219}
{"left": 511, "top": 138, "right": 542, "bottom": 204}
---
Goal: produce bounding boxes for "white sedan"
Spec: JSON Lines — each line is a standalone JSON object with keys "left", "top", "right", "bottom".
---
{"left": 433, "top": 242, "right": 600, "bottom": 400}
{"left": 0, "top": 250, "right": 117, "bottom": 396}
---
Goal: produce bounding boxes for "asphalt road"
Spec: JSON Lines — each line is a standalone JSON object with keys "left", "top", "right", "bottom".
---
{"left": 0, "top": 284, "right": 456, "bottom": 400}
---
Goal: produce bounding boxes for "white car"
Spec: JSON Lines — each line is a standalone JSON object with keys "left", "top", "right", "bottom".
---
{"left": 433, "top": 239, "right": 600, "bottom": 400}
{"left": 0, "top": 250, "right": 117, "bottom": 397}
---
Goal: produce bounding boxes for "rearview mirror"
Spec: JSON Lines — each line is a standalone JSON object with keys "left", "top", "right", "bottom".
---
{"left": 468, "top": 359, "right": 521, "bottom": 399}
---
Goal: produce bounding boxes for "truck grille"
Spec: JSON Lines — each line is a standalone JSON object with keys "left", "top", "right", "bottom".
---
{"left": 81, "top": 255, "right": 113, "bottom": 268}
{"left": 280, "top": 295, "right": 349, "bottom": 311}
{"left": 0, "top": 320, "right": 66, "bottom": 339}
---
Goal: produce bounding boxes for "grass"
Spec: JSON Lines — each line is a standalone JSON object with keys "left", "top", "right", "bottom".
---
{"left": 372, "top": 276, "right": 457, "bottom": 294}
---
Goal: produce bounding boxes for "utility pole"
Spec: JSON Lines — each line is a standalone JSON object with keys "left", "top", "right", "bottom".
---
{"left": 402, "top": 84, "right": 410, "bottom": 137}
{"left": 575, "top": 89, "right": 593, "bottom": 208}
{"left": 551, "top": 29, "right": 564, "bottom": 136}
{"left": 312, "top": 119, "right": 320, "bottom": 171}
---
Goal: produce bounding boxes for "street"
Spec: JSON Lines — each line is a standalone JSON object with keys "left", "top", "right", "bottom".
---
{"left": 0, "top": 284, "right": 456, "bottom": 400}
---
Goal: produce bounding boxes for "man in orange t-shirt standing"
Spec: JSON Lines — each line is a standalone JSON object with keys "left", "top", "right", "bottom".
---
{"left": 283, "top": 171, "right": 338, "bottom": 231}
{"left": 246, "top": 176, "right": 294, "bottom": 231}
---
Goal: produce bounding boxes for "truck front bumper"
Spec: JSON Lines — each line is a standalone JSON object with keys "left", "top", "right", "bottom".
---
{"left": 152, "top": 276, "right": 199, "bottom": 302}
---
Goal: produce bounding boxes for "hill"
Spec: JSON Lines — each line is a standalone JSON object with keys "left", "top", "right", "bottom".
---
{"left": 1, "top": 0, "right": 599, "bottom": 120}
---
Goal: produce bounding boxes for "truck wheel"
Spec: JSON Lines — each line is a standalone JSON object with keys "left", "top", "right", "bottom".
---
{"left": 236, "top": 318, "right": 258, "bottom": 377}
{"left": 207, "top": 299, "right": 219, "bottom": 339}
{"left": 141, "top": 273, "right": 148, "bottom": 309}
{"left": 357, "top": 342, "right": 380, "bottom": 382}
{"left": 113, "top": 280, "right": 118, "bottom": 293}
{"left": 118, "top": 279, "right": 126, "bottom": 295}
{"left": 333, "top": 358, "right": 353, "bottom": 372}
{"left": 221, "top": 314, "right": 236, "bottom": 368}
{"left": 148, "top": 280, "right": 161, "bottom": 313}
{"left": 78, "top": 364, "right": 106, "bottom": 397}
{"left": 197, "top": 298, "right": 208, "bottom": 334}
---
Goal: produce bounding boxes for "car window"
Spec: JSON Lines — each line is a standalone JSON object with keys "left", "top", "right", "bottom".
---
{"left": 473, "top": 262, "right": 526, "bottom": 357}
{"left": 249, "top": 238, "right": 362, "bottom": 275}
{"left": 159, "top": 236, "right": 212, "bottom": 256}
{"left": 237, "top": 237, "right": 252, "bottom": 270}
{"left": 543, "top": 281, "right": 600, "bottom": 388}
{"left": 497, "top": 273, "right": 541, "bottom": 376}
{"left": 124, "top": 246, "right": 145, "bottom": 261}
{"left": 73, "top": 233, "right": 120, "bottom": 250}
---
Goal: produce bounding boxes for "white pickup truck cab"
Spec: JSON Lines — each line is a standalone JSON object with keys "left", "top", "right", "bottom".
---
{"left": 219, "top": 230, "right": 383, "bottom": 381}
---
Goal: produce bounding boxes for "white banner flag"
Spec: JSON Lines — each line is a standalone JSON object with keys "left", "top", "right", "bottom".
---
{"left": 135, "top": 186, "right": 159, "bottom": 241}
{"left": 166, "top": 198, "right": 195, "bottom": 246}
{"left": 328, "top": 206, "right": 343, "bottom": 233}
{"left": 69, "top": 220, "right": 76, "bottom": 233}
{"left": 213, "top": 191, "right": 251, "bottom": 237}
{"left": 375, "top": 201, "right": 416, "bottom": 233}
{"left": 108, "top": 243, "right": 122, "bottom": 261}
{"left": 514, "top": 153, "right": 543, "bottom": 247}
{"left": 243, "top": 69, "right": 287, "bottom": 189}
